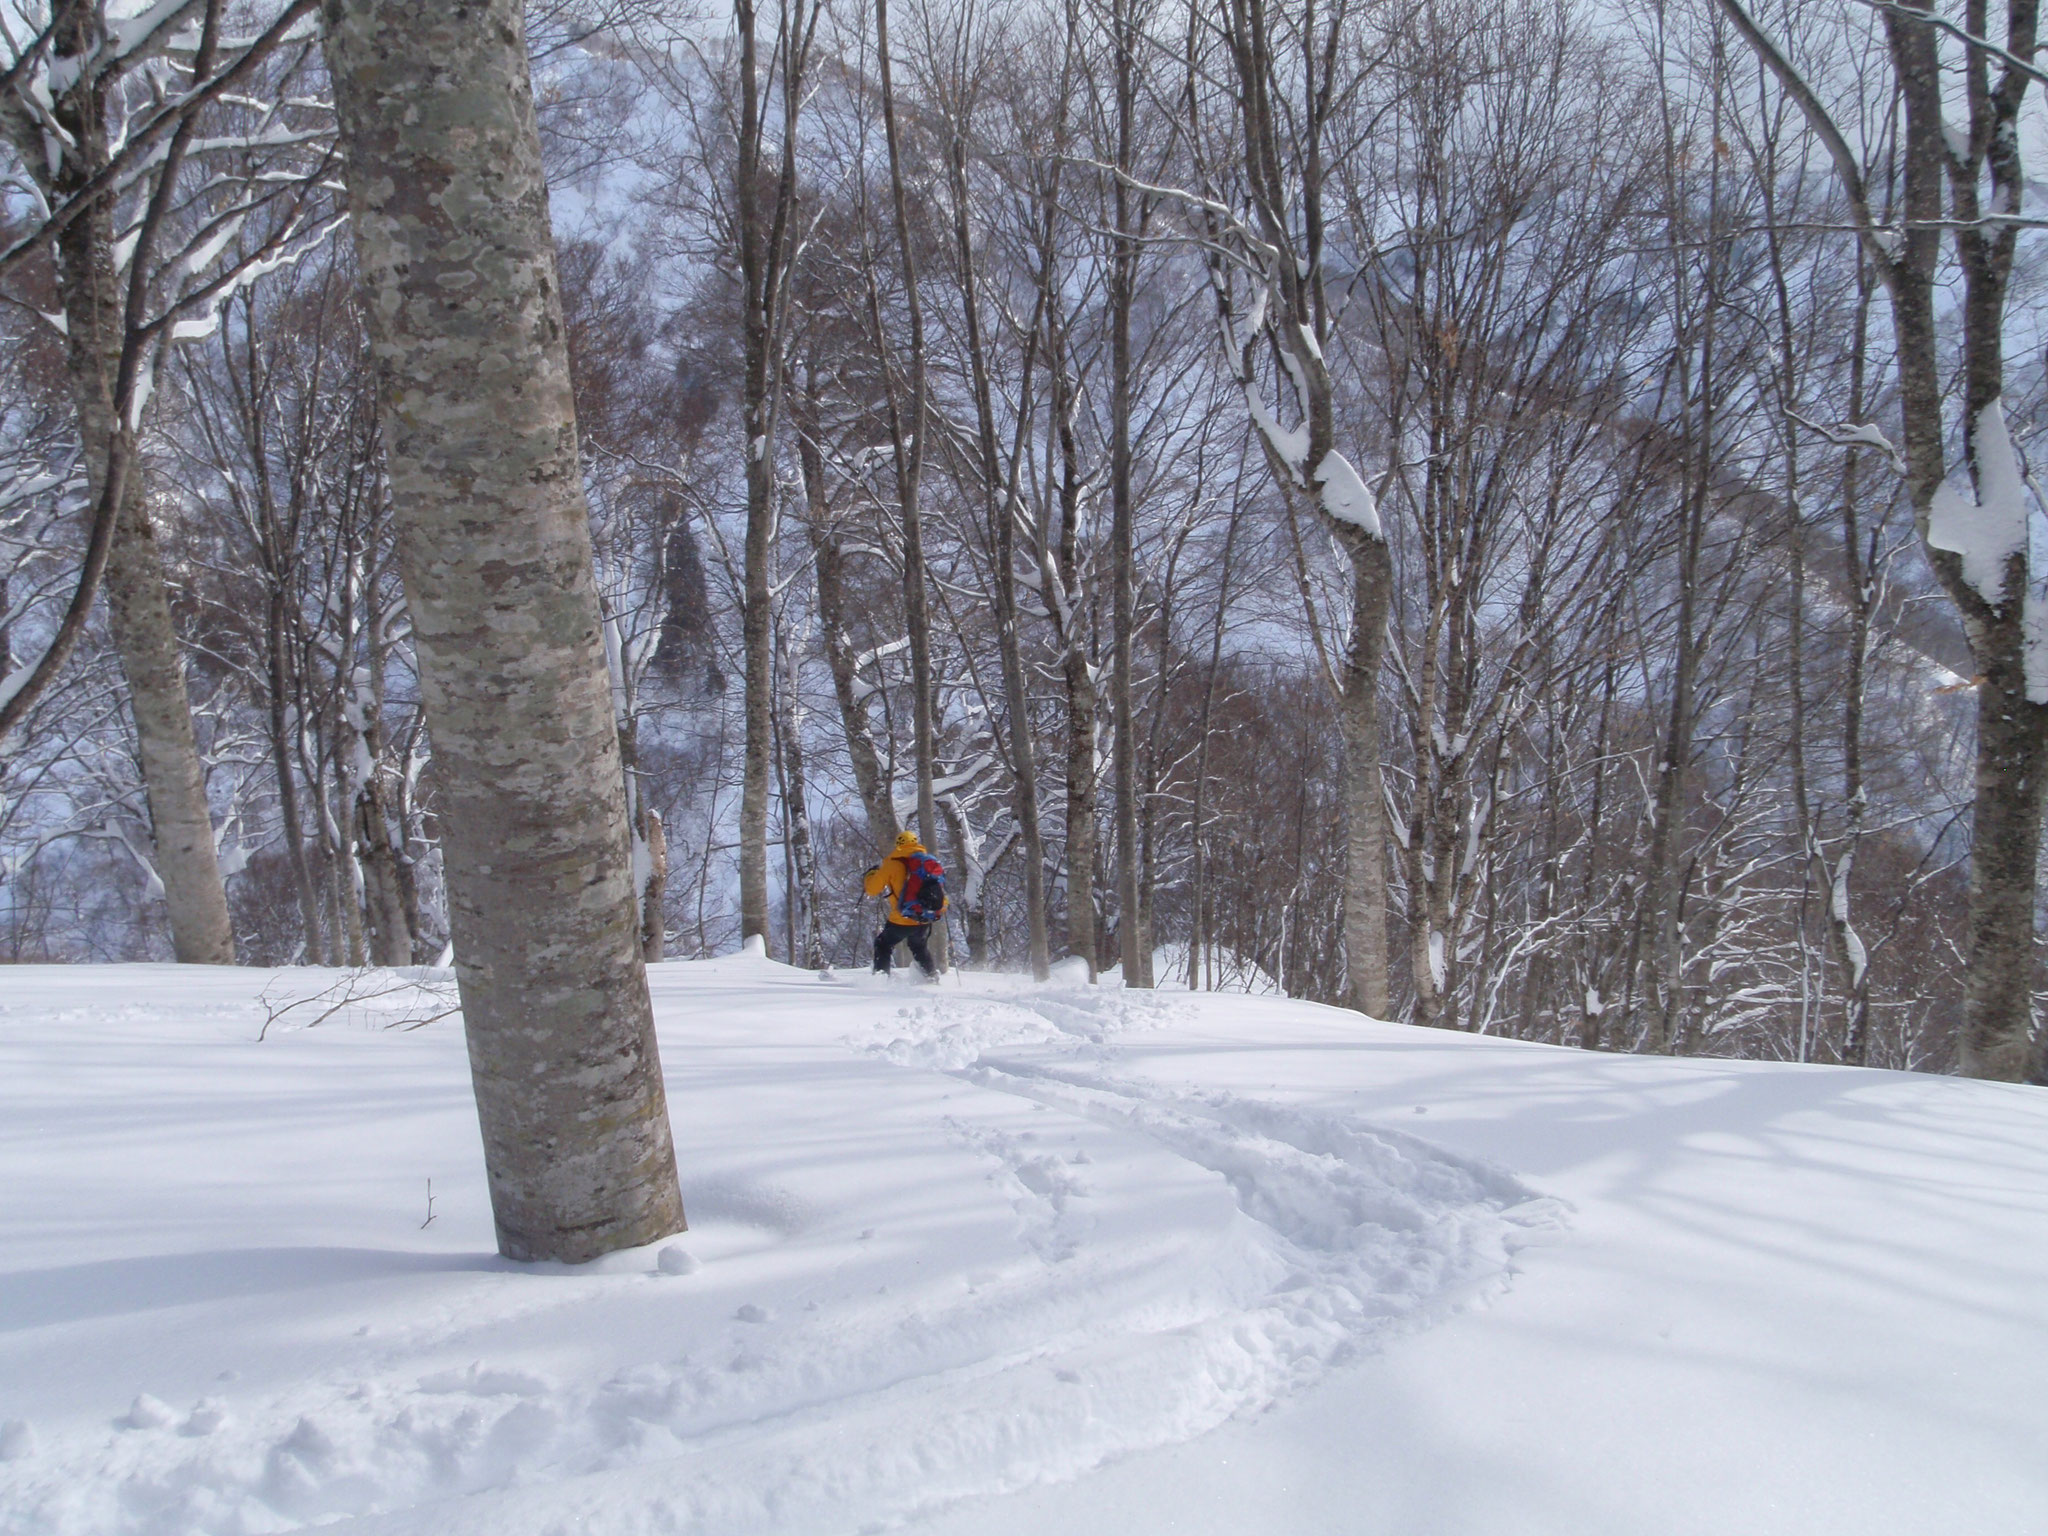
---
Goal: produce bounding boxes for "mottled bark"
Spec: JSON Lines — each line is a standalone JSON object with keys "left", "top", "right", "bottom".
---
{"left": 734, "top": 0, "right": 774, "bottom": 952}
{"left": 614, "top": 710, "right": 663, "bottom": 962}
{"left": 322, "top": 0, "right": 685, "bottom": 1260}
{"left": 938, "top": 796, "right": 994, "bottom": 964}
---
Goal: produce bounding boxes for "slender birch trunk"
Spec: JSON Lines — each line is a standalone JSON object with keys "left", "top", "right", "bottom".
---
{"left": 321, "top": 0, "right": 685, "bottom": 1261}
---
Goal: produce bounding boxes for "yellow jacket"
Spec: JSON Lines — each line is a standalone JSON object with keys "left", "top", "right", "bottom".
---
{"left": 864, "top": 833, "right": 945, "bottom": 925}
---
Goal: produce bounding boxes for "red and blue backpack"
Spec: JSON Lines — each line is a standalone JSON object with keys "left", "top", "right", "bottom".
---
{"left": 897, "top": 852, "right": 947, "bottom": 923}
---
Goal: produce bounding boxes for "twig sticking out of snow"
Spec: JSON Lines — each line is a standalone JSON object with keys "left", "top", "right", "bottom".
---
{"left": 256, "top": 967, "right": 461, "bottom": 1041}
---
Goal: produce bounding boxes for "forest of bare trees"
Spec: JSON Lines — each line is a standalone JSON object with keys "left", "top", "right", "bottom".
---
{"left": 5, "top": 0, "right": 2046, "bottom": 1087}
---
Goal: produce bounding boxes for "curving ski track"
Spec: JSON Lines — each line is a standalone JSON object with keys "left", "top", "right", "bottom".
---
{"left": 0, "top": 962, "right": 1558, "bottom": 1536}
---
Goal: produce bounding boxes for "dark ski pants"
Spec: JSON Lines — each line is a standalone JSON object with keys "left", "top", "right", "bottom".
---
{"left": 873, "top": 921, "right": 937, "bottom": 976}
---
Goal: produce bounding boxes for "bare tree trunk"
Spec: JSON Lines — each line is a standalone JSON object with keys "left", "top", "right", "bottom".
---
{"left": 614, "top": 703, "right": 667, "bottom": 964}
{"left": 737, "top": 455, "right": 775, "bottom": 953}
{"left": 332, "top": 750, "right": 367, "bottom": 966}
{"left": 1578, "top": 652, "right": 1618, "bottom": 1050}
{"left": 795, "top": 406, "right": 900, "bottom": 850}
{"left": 1635, "top": 20, "right": 1721, "bottom": 1056}
{"left": 356, "top": 611, "right": 415, "bottom": 969}
{"left": 1049, "top": 339, "right": 1099, "bottom": 978}
{"left": 876, "top": 0, "right": 943, "bottom": 968}
{"left": 1209, "top": 0, "right": 1392, "bottom": 1014}
{"left": 44, "top": 3, "right": 233, "bottom": 965}
{"left": 641, "top": 806, "right": 669, "bottom": 963}
{"left": 266, "top": 589, "right": 327, "bottom": 962}
{"left": 323, "top": 0, "right": 685, "bottom": 1262}
{"left": 946, "top": 118, "right": 1051, "bottom": 979}
{"left": 100, "top": 481, "right": 238, "bottom": 963}
{"left": 731, "top": 0, "right": 811, "bottom": 956}
{"left": 1190, "top": 491, "right": 1245, "bottom": 992}
{"left": 1063, "top": 647, "right": 1101, "bottom": 976}
{"left": 1834, "top": 278, "right": 1878, "bottom": 1065}
{"left": 1108, "top": 0, "right": 1149, "bottom": 988}
{"left": 1339, "top": 530, "right": 1393, "bottom": 1016}
{"left": 355, "top": 782, "right": 411, "bottom": 966}
{"left": 1765, "top": 143, "right": 1876, "bottom": 1065}
{"left": 775, "top": 620, "right": 824, "bottom": 969}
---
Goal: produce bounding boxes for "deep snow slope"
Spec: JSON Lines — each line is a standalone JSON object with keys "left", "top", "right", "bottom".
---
{"left": 0, "top": 957, "right": 2041, "bottom": 1536}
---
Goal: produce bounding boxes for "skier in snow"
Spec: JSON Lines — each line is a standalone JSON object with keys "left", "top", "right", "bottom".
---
{"left": 864, "top": 830, "right": 947, "bottom": 979}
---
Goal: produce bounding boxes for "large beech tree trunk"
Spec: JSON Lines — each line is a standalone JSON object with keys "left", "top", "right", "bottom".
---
{"left": 321, "top": 0, "right": 685, "bottom": 1262}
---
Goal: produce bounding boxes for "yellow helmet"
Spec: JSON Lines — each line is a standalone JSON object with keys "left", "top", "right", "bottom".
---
{"left": 893, "top": 830, "right": 922, "bottom": 852}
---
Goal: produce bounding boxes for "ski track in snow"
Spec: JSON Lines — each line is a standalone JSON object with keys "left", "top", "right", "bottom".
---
{"left": 0, "top": 970, "right": 1558, "bottom": 1536}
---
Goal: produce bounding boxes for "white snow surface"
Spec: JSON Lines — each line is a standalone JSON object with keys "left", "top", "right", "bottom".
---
{"left": 0, "top": 957, "right": 2043, "bottom": 1536}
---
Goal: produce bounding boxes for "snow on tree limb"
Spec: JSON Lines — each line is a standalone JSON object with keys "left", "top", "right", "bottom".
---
{"left": 0, "top": 0, "right": 322, "bottom": 284}
{"left": 1313, "top": 449, "right": 1382, "bottom": 539}
{"left": 1786, "top": 410, "right": 1908, "bottom": 473}
{"left": 1927, "top": 400, "right": 2027, "bottom": 609}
